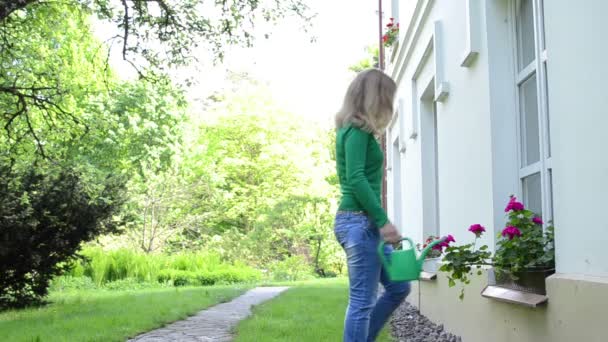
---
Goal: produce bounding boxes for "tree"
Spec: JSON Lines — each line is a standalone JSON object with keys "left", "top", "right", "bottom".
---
{"left": 0, "top": 5, "right": 188, "bottom": 306}
{"left": 157, "top": 76, "right": 344, "bottom": 275}
{"left": 0, "top": 162, "right": 126, "bottom": 308}
{"left": 349, "top": 45, "right": 379, "bottom": 73}
{"left": 0, "top": 1, "right": 313, "bottom": 153}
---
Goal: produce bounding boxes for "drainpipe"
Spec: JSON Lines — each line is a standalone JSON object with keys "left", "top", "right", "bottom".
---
{"left": 378, "top": 0, "right": 385, "bottom": 71}
{"left": 378, "top": 0, "right": 388, "bottom": 210}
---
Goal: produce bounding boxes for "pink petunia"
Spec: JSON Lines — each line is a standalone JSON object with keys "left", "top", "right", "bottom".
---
{"left": 533, "top": 217, "right": 543, "bottom": 225}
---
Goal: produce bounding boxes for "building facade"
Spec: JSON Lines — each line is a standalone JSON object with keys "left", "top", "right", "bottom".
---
{"left": 384, "top": 1, "right": 608, "bottom": 341}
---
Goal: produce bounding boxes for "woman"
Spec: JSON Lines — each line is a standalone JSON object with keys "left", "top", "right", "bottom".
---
{"left": 334, "top": 69, "right": 410, "bottom": 342}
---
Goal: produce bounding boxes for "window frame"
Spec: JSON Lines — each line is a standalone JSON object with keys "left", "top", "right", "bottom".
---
{"left": 511, "top": 0, "right": 553, "bottom": 222}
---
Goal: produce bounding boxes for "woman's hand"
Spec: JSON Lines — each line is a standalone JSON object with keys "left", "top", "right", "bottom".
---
{"left": 379, "top": 223, "right": 402, "bottom": 244}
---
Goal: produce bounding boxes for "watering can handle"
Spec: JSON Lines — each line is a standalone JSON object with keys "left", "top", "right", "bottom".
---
{"left": 377, "top": 237, "right": 415, "bottom": 268}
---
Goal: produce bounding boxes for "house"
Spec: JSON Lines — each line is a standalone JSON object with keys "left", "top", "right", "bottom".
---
{"left": 382, "top": 1, "right": 608, "bottom": 341}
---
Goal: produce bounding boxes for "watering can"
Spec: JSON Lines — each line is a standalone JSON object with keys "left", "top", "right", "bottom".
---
{"left": 378, "top": 237, "right": 445, "bottom": 282}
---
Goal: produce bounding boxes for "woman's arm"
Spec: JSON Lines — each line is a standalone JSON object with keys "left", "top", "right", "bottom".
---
{"left": 344, "top": 128, "right": 389, "bottom": 228}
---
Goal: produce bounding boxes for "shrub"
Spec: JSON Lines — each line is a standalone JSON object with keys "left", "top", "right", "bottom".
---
{"left": 72, "top": 247, "right": 162, "bottom": 286}
{"left": 269, "top": 256, "right": 314, "bottom": 281}
{"left": 0, "top": 164, "right": 126, "bottom": 308}
{"left": 157, "top": 268, "right": 261, "bottom": 287}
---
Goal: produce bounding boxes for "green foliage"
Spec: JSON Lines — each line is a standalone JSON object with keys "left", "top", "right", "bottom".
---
{"left": 349, "top": 46, "right": 379, "bottom": 73}
{"left": 1, "top": 0, "right": 313, "bottom": 152}
{"left": 102, "top": 278, "right": 168, "bottom": 291}
{"left": 440, "top": 196, "right": 555, "bottom": 299}
{"left": 49, "top": 276, "right": 97, "bottom": 292}
{"left": 65, "top": 247, "right": 261, "bottom": 287}
{"left": 157, "top": 269, "right": 261, "bottom": 287}
{"left": 440, "top": 242, "right": 491, "bottom": 300}
{"left": 0, "top": 163, "right": 126, "bottom": 309}
{"left": 156, "top": 78, "right": 343, "bottom": 277}
{"left": 493, "top": 210, "right": 555, "bottom": 274}
{"left": 268, "top": 256, "right": 314, "bottom": 282}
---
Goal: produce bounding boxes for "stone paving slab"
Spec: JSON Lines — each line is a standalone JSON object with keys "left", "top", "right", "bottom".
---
{"left": 128, "top": 287, "right": 289, "bottom": 342}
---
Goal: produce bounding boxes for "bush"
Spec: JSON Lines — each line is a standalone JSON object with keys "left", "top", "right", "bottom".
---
{"left": 67, "top": 248, "right": 261, "bottom": 287}
{"left": 269, "top": 256, "right": 314, "bottom": 281}
{"left": 70, "top": 247, "right": 162, "bottom": 286}
{"left": 0, "top": 164, "right": 126, "bottom": 309}
{"left": 157, "top": 268, "right": 261, "bottom": 287}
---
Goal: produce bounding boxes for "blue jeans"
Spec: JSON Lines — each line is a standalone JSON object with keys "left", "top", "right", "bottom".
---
{"left": 334, "top": 212, "right": 410, "bottom": 342}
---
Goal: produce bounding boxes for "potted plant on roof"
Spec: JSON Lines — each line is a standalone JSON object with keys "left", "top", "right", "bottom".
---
{"left": 439, "top": 195, "right": 555, "bottom": 299}
{"left": 382, "top": 17, "right": 400, "bottom": 62}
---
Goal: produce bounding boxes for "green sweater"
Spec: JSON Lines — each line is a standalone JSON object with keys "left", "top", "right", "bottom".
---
{"left": 336, "top": 125, "right": 388, "bottom": 228}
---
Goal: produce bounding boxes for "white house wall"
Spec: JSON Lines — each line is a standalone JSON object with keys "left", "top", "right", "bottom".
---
{"left": 384, "top": 1, "right": 608, "bottom": 340}
{"left": 388, "top": 0, "right": 496, "bottom": 249}
{"left": 544, "top": 0, "right": 608, "bottom": 277}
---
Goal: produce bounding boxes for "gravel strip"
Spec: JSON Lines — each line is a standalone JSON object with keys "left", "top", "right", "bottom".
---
{"left": 390, "top": 301, "right": 462, "bottom": 342}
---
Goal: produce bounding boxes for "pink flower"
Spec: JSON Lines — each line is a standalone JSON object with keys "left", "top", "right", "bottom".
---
{"left": 533, "top": 217, "right": 543, "bottom": 225}
{"left": 431, "top": 235, "right": 455, "bottom": 251}
{"left": 432, "top": 243, "right": 443, "bottom": 251}
{"left": 468, "top": 224, "right": 486, "bottom": 237}
{"left": 387, "top": 22, "right": 394, "bottom": 27}
{"left": 505, "top": 196, "right": 525, "bottom": 212}
{"left": 502, "top": 226, "right": 522, "bottom": 240}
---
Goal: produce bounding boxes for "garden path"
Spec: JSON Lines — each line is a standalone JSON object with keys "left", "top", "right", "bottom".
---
{"left": 127, "top": 287, "right": 289, "bottom": 342}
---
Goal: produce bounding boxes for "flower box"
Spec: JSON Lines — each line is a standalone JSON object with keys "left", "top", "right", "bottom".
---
{"left": 422, "top": 257, "right": 441, "bottom": 274}
{"left": 488, "top": 267, "right": 555, "bottom": 295}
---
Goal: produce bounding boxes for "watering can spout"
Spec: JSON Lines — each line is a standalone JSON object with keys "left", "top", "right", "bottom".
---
{"left": 417, "top": 238, "right": 446, "bottom": 268}
{"left": 378, "top": 236, "right": 446, "bottom": 282}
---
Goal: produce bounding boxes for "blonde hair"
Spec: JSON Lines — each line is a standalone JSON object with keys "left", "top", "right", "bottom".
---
{"left": 335, "top": 68, "right": 397, "bottom": 135}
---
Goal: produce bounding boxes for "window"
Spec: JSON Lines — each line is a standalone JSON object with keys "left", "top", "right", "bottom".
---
{"left": 514, "top": 0, "right": 552, "bottom": 221}
{"left": 392, "top": 138, "right": 402, "bottom": 230}
{"left": 391, "top": 0, "right": 399, "bottom": 23}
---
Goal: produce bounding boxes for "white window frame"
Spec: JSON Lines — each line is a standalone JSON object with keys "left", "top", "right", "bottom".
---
{"left": 511, "top": 0, "right": 553, "bottom": 222}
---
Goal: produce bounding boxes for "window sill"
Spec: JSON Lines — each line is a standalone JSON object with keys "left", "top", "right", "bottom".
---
{"left": 419, "top": 271, "right": 437, "bottom": 281}
{"left": 481, "top": 285, "right": 548, "bottom": 308}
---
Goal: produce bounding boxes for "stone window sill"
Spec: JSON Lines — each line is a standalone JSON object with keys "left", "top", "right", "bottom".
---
{"left": 481, "top": 285, "right": 548, "bottom": 308}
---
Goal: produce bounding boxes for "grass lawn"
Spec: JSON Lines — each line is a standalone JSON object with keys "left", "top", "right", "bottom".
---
{"left": 234, "top": 278, "right": 393, "bottom": 341}
{"left": 0, "top": 285, "right": 248, "bottom": 342}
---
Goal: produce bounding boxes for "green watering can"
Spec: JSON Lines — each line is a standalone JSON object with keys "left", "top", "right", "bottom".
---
{"left": 378, "top": 237, "right": 445, "bottom": 282}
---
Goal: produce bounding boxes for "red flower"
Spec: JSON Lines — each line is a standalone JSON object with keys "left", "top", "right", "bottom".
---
{"left": 390, "top": 17, "right": 394, "bottom": 21}
{"left": 505, "top": 196, "right": 525, "bottom": 212}
{"left": 387, "top": 22, "right": 394, "bottom": 27}
{"left": 468, "top": 224, "right": 486, "bottom": 237}
{"left": 502, "top": 226, "right": 522, "bottom": 240}
{"left": 382, "top": 35, "right": 388, "bottom": 43}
